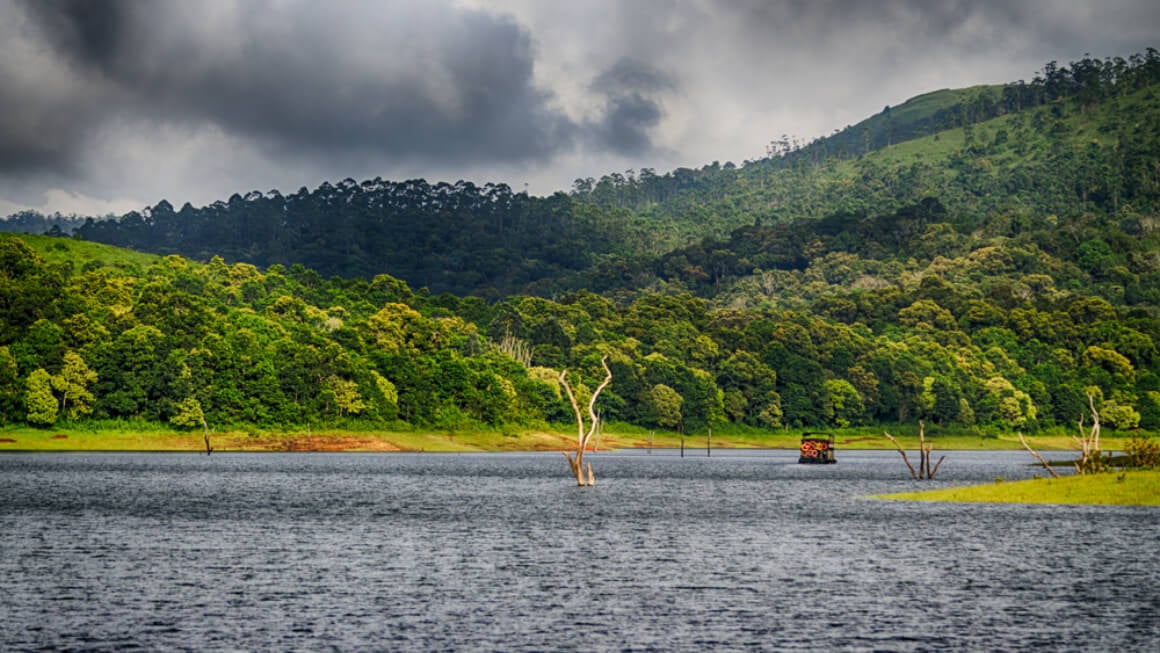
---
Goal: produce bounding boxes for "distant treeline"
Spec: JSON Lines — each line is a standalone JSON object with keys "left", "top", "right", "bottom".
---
{"left": 68, "top": 180, "right": 626, "bottom": 299}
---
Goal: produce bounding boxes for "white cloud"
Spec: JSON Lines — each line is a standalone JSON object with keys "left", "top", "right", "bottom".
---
{"left": 0, "top": 188, "right": 141, "bottom": 218}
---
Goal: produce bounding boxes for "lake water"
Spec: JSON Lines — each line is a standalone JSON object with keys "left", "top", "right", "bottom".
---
{"left": 1, "top": 449, "right": 1157, "bottom": 651}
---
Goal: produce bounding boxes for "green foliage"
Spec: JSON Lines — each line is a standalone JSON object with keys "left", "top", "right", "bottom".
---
{"left": 1101, "top": 399, "right": 1141, "bottom": 430}
{"left": 24, "top": 368, "right": 57, "bottom": 426}
{"left": 170, "top": 397, "right": 206, "bottom": 430}
{"left": 823, "top": 379, "right": 864, "bottom": 428}
{"left": 52, "top": 351, "right": 97, "bottom": 419}
{"left": 1125, "top": 433, "right": 1160, "bottom": 469}
{"left": 65, "top": 182, "right": 617, "bottom": 299}
{"left": 1140, "top": 391, "right": 1160, "bottom": 429}
{"left": 0, "top": 346, "right": 20, "bottom": 421}
{"left": 644, "top": 384, "right": 683, "bottom": 430}
{"left": 329, "top": 376, "right": 368, "bottom": 416}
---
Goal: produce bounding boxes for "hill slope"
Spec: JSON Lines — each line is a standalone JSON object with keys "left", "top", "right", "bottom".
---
{"left": 4, "top": 52, "right": 1159, "bottom": 301}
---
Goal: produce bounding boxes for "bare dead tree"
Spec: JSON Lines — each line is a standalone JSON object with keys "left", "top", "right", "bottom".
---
{"left": 1017, "top": 432, "right": 1060, "bottom": 478}
{"left": 882, "top": 431, "right": 918, "bottom": 479}
{"left": 1074, "top": 394, "right": 1106, "bottom": 474}
{"left": 495, "top": 331, "right": 532, "bottom": 368}
{"left": 883, "top": 421, "right": 944, "bottom": 480}
{"left": 559, "top": 356, "right": 612, "bottom": 487}
{"left": 201, "top": 415, "right": 213, "bottom": 456}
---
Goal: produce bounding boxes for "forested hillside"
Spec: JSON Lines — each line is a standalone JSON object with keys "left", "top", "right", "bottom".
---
{"left": 71, "top": 182, "right": 621, "bottom": 299}
{"left": 2, "top": 224, "right": 1158, "bottom": 434}
{"left": 6, "top": 51, "right": 1156, "bottom": 299}
{"left": 569, "top": 50, "right": 1160, "bottom": 267}
{"left": 2, "top": 51, "right": 1160, "bottom": 436}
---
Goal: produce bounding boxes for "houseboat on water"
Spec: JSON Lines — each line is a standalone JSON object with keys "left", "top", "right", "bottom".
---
{"left": 798, "top": 432, "right": 836, "bottom": 464}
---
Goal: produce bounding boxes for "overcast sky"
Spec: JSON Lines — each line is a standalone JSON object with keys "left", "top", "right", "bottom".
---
{"left": 1, "top": 0, "right": 1157, "bottom": 217}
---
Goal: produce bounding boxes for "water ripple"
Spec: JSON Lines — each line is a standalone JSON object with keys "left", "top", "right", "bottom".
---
{"left": 1, "top": 450, "right": 1157, "bottom": 651}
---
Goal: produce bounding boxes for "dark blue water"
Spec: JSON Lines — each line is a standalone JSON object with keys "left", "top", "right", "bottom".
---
{"left": 1, "top": 450, "right": 1157, "bottom": 651}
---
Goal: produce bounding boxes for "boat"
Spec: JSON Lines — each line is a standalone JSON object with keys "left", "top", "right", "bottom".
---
{"left": 798, "top": 432, "right": 836, "bottom": 464}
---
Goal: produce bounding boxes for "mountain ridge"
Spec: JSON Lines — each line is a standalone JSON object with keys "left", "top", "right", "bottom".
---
{"left": 4, "top": 50, "right": 1156, "bottom": 300}
{"left": 4, "top": 51, "right": 1155, "bottom": 288}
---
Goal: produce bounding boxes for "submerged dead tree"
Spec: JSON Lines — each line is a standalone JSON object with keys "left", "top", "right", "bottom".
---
{"left": 883, "top": 421, "right": 944, "bottom": 480}
{"left": 1074, "top": 394, "right": 1106, "bottom": 474}
{"left": 198, "top": 413, "right": 213, "bottom": 455}
{"left": 559, "top": 356, "right": 612, "bottom": 487}
{"left": 172, "top": 397, "right": 212, "bottom": 455}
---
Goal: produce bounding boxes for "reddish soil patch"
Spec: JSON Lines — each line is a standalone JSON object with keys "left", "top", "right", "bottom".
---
{"left": 839, "top": 436, "right": 882, "bottom": 444}
{"left": 51, "top": 434, "right": 69, "bottom": 440}
{"left": 278, "top": 435, "right": 402, "bottom": 452}
{"left": 0, "top": 438, "right": 16, "bottom": 443}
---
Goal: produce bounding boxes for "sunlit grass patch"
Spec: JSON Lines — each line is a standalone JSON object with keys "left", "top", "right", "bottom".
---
{"left": 875, "top": 471, "right": 1160, "bottom": 506}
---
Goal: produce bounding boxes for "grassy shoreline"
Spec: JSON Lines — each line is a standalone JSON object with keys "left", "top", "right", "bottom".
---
{"left": 0, "top": 423, "right": 1132, "bottom": 453}
{"left": 875, "top": 471, "right": 1160, "bottom": 506}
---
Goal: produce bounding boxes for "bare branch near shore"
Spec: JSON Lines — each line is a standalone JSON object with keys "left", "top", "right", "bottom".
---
{"left": 1017, "top": 432, "right": 1060, "bottom": 478}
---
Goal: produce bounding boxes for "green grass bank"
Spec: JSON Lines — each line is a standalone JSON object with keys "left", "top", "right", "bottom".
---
{"left": 0, "top": 422, "right": 1134, "bottom": 453}
{"left": 875, "top": 471, "right": 1160, "bottom": 506}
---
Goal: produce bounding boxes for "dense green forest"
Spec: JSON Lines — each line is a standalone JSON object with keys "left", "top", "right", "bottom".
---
{"left": 2, "top": 51, "right": 1160, "bottom": 435}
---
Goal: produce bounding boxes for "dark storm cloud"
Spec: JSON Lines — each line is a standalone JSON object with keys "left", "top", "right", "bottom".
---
{"left": 0, "top": 1, "right": 133, "bottom": 175}
{"left": 0, "top": 89, "right": 87, "bottom": 177}
{"left": 18, "top": 0, "right": 135, "bottom": 67}
{"left": 132, "top": 7, "right": 572, "bottom": 162}
{"left": 589, "top": 58, "right": 675, "bottom": 155}
{"left": 1, "top": 0, "right": 1156, "bottom": 216}
{"left": 0, "top": 0, "right": 671, "bottom": 178}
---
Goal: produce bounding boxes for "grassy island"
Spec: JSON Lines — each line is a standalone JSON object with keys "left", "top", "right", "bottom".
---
{"left": 876, "top": 471, "right": 1160, "bottom": 506}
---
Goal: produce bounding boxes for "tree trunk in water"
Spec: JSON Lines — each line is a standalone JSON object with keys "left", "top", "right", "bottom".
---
{"left": 882, "top": 431, "right": 918, "bottom": 480}
{"left": 1074, "top": 394, "right": 1104, "bottom": 474}
{"left": 201, "top": 416, "right": 213, "bottom": 456}
{"left": 559, "top": 357, "right": 612, "bottom": 487}
{"left": 884, "top": 421, "right": 942, "bottom": 480}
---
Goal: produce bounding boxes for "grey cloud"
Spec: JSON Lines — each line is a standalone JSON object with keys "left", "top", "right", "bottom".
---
{"left": 2, "top": 0, "right": 1156, "bottom": 216}
{"left": 0, "top": 2, "right": 159, "bottom": 175}
{"left": 592, "top": 57, "right": 676, "bottom": 95}
{"left": 731, "top": 0, "right": 1025, "bottom": 37}
{"left": 728, "top": 0, "right": 1157, "bottom": 58}
{"left": 0, "top": 84, "right": 87, "bottom": 177}
{"left": 2, "top": 1, "right": 140, "bottom": 179}
{"left": 18, "top": 0, "right": 136, "bottom": 67}
{"left": 1, "top": 0, "right": 671, "bottom": 178}
{"left": 593, "top": 93, "right": 665, "bottom": 155}
{"left": 165, "top": 8, "right": 572, "bottom": 162}
{"left": 588, "top": 58, "right": 674, "bottom": 155}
